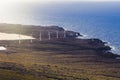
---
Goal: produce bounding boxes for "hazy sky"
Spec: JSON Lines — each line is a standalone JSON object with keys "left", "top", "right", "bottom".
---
{"left": 0, "top": 0, "right": 120, "bottom": 24}
{"left": 0, "top": 0, "right": 120, "bottom": 3}
{"left": 0, "top": 0, "right": 120, "bottom": 5}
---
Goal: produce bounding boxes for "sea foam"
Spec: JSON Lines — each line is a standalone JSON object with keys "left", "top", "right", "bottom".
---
{"left": 77, "top": 33, "right": 89, "bottom": 39}
{"left": 104, "top": 41, "right": 118, "bottom": 55}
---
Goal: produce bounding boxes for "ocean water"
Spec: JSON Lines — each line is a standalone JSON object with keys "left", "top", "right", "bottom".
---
{"left": 29, "top": 2, "right": 120, "bottom": 55}
{"left": 34, "top": 15, "right": 120, "bottom": 54}
{"left": 0, "top": 2, "right": 120, "bottom": 54}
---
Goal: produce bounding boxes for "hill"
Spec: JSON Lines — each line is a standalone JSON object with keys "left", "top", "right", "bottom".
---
{"left": 0, "top": 23, "right": 120, "bottom": 80}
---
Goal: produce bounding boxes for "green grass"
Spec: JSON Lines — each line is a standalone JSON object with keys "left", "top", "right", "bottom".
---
{"left": 0, "top": 39, "right": 120, "bottom": 80}
{"left": 0, "top": 67, "right": 38, "bottom": 80}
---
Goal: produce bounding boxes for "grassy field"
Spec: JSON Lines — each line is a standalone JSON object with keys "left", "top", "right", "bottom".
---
{"left": 0, "top": 23, "right": 120, "bottom": 80}
{"left": 0, "top": 39, "right": 120, "bottom": 80}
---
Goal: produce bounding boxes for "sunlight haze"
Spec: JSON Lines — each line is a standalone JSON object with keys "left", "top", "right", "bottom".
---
{"left": 0, "top": 0, "right": 120, "bottom": 4}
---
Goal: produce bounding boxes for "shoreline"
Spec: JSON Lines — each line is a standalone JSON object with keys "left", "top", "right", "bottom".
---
{"left": 0, "top": 23, "right": 120, "bottom": 59}
{"left": 0, "top": 23, "right": 120, "bottom": 80}
{"left": 78, "top": 33, "right": 120, "bottom": 57}
{"left": 0, "top": 32, "right": 35, "bottom": 40}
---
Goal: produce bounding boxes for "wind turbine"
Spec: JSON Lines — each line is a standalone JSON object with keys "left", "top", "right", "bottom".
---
{"left": 30, "top": 32, "right": 33, "bottom": 43}
{"left": 64, "top": 31, "right": 66, "bottom": 38}
{"left": 18, "top": 33, "right": 21, "bottom": 45}
{"left": 56, "top": 31, "right": 59, "bottom": 39}
{"left": 48, "top": 31, "right": 51, "bottom": 40}
{"left": 39, "top": 31, "right": 42, "bottom": 41}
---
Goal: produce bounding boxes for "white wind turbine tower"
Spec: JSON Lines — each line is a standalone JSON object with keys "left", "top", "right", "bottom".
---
{"left": 64, "top": 31, "right": 66, "bottom": 38}
{"left": 18, "top": 33, "right": 21, "bottom": 45}
{"left": 30, "top": 32, "right": 33, "bottom": 43}
{"left": 48, "top": 31, "right": 51, "bottom": 40}
{"left": 56, "top": 31, "right": 59, "bottom": 39}
{"left": 39, "top": 31, "right": 42, "bottom": 41}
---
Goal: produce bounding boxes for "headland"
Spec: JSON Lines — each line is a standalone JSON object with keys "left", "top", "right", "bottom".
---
{"left": 0, "top": 23, "right": 120, "bottom": 80}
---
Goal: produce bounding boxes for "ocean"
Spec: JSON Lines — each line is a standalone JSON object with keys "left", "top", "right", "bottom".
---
{"left": 0, "top": 2, "right": 120, "bottom": 54}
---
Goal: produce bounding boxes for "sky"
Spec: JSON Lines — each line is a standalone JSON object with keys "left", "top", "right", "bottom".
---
{"left": 0, "top": 0, "right": 120, "bottom": 24}
{"left": 0, "top": 0, "right": 120, "bottom": 3}
{"left": 0, "top": 0, "right": 120, "bottom": 5}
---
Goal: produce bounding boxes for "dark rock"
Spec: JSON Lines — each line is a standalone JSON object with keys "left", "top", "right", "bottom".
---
{"left": 49, "top": 26, "right": 64, "bottom": 31}
{"left": 66, "top": 31, "right": 81, "bottom": 38}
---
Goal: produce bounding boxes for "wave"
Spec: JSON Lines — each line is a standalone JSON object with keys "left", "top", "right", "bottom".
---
{"left": 104, "top": 41, "right": 119, "bottom": 55}
{"left": 78, "top": 34, "right": 120, "bottom": 55}
{"left": 77, "top": 33, "right": 89, "bottom": 39}
{"left": 104, "top": 42, "right": 116, "bottom": 50}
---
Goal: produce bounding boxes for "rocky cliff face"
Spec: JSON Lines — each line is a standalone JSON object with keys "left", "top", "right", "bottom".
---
{"left": 0, "top": 23, "right": 120, "bottom": 58}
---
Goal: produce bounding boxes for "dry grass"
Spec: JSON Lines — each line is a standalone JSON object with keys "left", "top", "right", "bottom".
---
{"left": 0, "top": 24, "right": 119, "bottom": 80}
{"left": 0, "top": 40, "right": 120, "bottom": 80}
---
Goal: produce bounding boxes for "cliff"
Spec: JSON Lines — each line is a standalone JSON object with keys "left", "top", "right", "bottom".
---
{"left": 0, "top": 23, "right": 120, "bottom": 80}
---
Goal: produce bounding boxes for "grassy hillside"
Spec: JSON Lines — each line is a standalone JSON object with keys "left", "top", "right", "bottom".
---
{"left": 0, "top": 23, "right": 120, "bottom": 80}
{"left": 0, "top": 39, "right": 119, "bottom": 80}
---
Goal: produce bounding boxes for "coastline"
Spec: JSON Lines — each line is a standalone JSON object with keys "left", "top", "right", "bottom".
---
{"left": 0, "top": 23, "right": 120, "bottom": 80}
{"left": 78, "top": 33, "right": 120, "bottom": 59}
{"left": 0, "top": 23, "right": 119, "bottom": 59}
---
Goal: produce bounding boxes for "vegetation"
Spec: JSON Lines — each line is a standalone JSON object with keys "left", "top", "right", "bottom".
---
{"left": 0, "top": 23, "right": 120, "bottom": 80}
{"left": 0, "top": 39, "right": 119, "bottom": 80}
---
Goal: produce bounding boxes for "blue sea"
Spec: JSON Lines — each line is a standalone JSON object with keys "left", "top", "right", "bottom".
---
{"left": 1, "top": 2, "right": 120, "bottom": 54}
